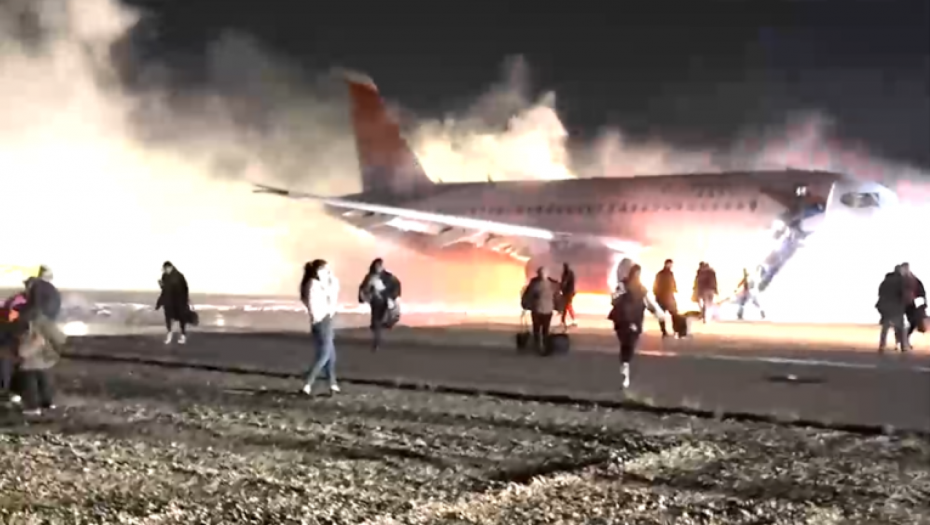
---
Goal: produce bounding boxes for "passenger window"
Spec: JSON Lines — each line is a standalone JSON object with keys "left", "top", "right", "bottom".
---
{"left": 534, "top": 206, "right": 544, "bottom": 214}
{"left": 736, "top": 202, "right": 744, "bottom": 210}
{"left": 749, "top": 200, "right": 758, "bottom": 211}
{"left": 723, "top": 202, "right": 731, "bottom": 210}
{"left": 630, "top": 204, "right": 638, "bottom": 212}
{"left": 516, "top": 206, "right": 524, "bottom": 214}
{"left": 546, "top": 205, "right": 556, "bottom": 214}
{"left": 608, "top": 204, "right": 616, "bottom": 213}
{"left": 619, "top": 203, "right": 627, "bottom": 212}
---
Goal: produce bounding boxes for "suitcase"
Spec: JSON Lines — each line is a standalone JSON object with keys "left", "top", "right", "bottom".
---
{"left": 543, "top": 332, "right": 570, "bottom": 356}
{"left": 672, "top": 313, "right": 691, "bottom": 338}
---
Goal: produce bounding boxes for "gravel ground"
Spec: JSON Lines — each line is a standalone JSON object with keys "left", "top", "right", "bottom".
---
{"left": 0, "top": 360, "right": 928, "bottom": 524}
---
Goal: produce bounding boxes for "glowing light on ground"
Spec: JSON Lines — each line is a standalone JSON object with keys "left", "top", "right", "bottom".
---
{"left": 62, "top": 321, "right": 89, "bottom": 336}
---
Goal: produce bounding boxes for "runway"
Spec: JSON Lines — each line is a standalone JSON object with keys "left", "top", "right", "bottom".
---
{"left": 63, "top": 327, "right": 930, "bottom": 434}
{"left": 6, "top": 289, "right": 927, "bottom": 432}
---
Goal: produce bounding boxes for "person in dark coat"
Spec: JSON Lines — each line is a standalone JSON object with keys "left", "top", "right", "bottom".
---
{"left": 692, "top": 262, "right": 718, "bottom": 323}
{"left": 358, "top": 258, "right": 401, "bottom": 352}
{"left": 521, "top": 266, "right": 558, "bottom": 352}
{"left": 876, "top": 265, "right": 908, "bottom": 353}
{"left": 156, "top": 261, "right": 191, "bottom": 345}
{"left": 900, "top": 262, "right": 926, "bottom": 343}
{"left": 559, "top": 263, "right": 577, "bottom": 328}
{"left": 652, "top": 259, "right": 678, "bottom": 337}
{"left": 609, "top": 264, "right": 661, "bottom": 389}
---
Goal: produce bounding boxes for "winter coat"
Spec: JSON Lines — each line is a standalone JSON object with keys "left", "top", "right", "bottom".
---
{"left": 609, "top": 277, "right": 660, "bottom": 333}
{"left": 904, "top": 274, "right": 926, "bottom": 304}
{"left": 876, "top": 271, "right": 906, "bottom": 320}
{"left": 522, "top": 276, "right": 558, "bottom": 315}
{"left": 23, "top": 278, "right": 61, "bottom": 321}
{"left": 653, "top": 268, "right": 677, "bottom": 304}
{"left": 359, "top": 271, "right": 401, "bottom": 304}
{"left": 156, "top": 270, "right": 191, "bottom": 321}
{"left": 560, "top": 269, "right": 576, "bottom": 298}
{"left": 695, "top": 268, "right": 718, "bottom": 295}
{"left": 17, "top": 317, "right": 64, "bottom": 371}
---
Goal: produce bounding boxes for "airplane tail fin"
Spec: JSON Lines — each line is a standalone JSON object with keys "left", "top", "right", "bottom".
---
{"left": 342, "top": 71, "right": 433, "bottom": 197}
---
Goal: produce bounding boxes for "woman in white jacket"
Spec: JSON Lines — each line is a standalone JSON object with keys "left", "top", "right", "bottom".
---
{"left": 299, "top": 259, "right": 341, "bottom": 395}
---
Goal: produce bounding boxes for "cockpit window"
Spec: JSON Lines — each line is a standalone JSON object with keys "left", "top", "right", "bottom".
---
{"left": 839, "top": 192, "right": 880, "bottom": 208}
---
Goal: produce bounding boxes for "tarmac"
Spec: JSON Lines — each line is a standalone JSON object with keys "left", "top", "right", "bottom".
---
{"left": 62, "top": 319, "right": 930, "bottom": 434}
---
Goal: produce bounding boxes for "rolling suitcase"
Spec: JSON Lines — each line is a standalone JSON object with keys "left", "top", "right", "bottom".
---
{"left": 672, "top": 313, "right": 691, "bottom": 338}
{"left": 543, "top": 325, "right": 571, "bottom": 356}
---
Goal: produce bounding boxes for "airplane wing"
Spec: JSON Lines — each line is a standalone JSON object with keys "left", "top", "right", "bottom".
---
{"left": 252, "top": 183, "right": 644, "bottom": 255}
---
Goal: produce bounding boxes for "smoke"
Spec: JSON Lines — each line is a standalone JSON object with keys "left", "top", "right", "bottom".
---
{"left": 2, "top": 0, "right": 927, "bottom": 318}
{"left": 0, "top": 0, "right": 523, "bottom": 300}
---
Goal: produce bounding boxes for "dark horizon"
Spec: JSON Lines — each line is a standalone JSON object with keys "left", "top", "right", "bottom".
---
{"left": 121, "top": 0, "right": 930, "bottom": 169}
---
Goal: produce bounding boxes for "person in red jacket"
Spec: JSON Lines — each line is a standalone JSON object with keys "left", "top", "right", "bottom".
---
{"left": 0, "top": 277, "right": 35, "bottom": 405}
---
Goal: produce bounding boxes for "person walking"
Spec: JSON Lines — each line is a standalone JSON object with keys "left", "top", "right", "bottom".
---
{"left": 876, "top": 264, "right": 909, "bottom": 353}
{"left": 156, "top": 261, "right": 192, "bottom": 345}
{"left": 358, "top": 258, "right": 402, "bottom": 352}
{"left": 609, "top": 264, "right": 661, "bottom": 389}
{"left": 559, "top": 263, "right": 577, "bottom": 328}
{"left": 300, "top": 259, "right": 341, "bottom": 395}
{"left": 521, "top": 267, "right": 558, "bottom": 353}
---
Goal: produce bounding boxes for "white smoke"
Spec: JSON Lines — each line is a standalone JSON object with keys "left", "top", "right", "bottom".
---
{"left": 1, "top": 0, "right": 927, "bottom": 320}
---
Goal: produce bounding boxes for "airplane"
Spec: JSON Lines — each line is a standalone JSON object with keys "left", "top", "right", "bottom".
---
{"left": 252, "top": 71, "right": 899, "bottom": 297}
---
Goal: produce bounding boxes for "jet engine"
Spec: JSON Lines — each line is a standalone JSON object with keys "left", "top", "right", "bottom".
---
{"left": 525, "top": 247, "right": 631, "bottom": 294}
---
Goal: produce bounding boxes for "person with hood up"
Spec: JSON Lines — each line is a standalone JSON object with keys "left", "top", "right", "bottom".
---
{"left": 521, "top": 266, "right": 559, "bottom": 353}
{"left": 900, "top": 262, "right": 927, "bottom": 343}
{"left": 300, "top": 259, "right": 341, "bottom": 395}
{"left": 156, "top": 261, "right": 192, "bottom": 345}
{"left": 609, "top": 262, "right": 662, "bottom": 389}
{"left": 559, "top": 263, "right": 577, "bottom": 328}
{"left": 877, "top": 264, "right": 909, "bottom": 353}
{"left": 358, "top": 258, "right": 401, "bottom": 352}
{"left": 652, "top": 259, "right": 678, "bottom": 337}
{"left": 0, "top": 277, "right": 34, "bottom": 405}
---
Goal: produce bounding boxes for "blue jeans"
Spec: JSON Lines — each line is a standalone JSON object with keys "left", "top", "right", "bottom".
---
{"left": 304, "top": 316, "right": 337, "bottom": 388}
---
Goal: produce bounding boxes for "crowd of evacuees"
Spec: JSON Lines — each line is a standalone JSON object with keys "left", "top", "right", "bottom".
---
{"left": 0, "top": 266, "right": 65, "bottom": 416}
{"left": 521, "top": 257, "right": 926, "bottom": 389}
{"left": 2, "top": 255, "right": 925, "bottom": 410}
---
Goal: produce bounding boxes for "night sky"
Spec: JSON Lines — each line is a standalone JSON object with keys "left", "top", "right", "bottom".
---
{"left": 122, "top": 0, "right": 929, "bottom": 168}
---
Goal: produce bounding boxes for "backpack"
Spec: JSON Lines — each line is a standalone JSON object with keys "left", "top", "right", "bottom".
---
{"left": 520, "top": 284, "right": 533, "bottom": 311}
